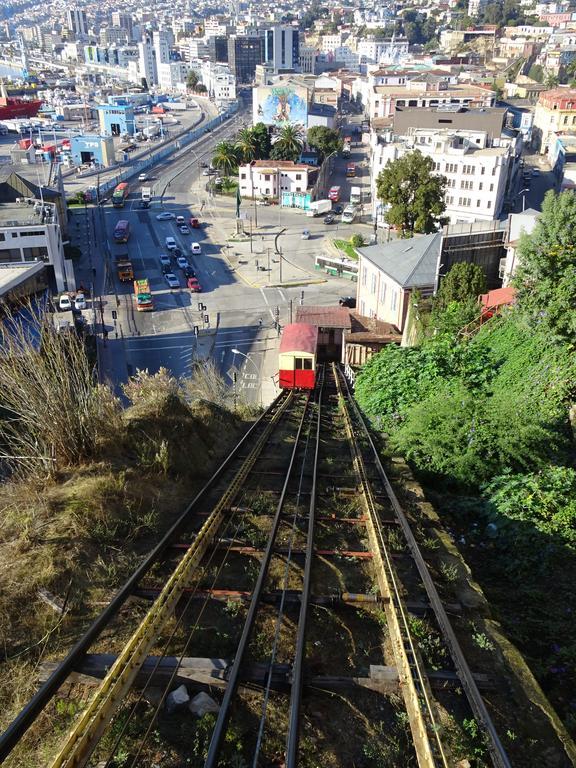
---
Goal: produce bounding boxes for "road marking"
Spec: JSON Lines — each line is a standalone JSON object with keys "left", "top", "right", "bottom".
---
{"left": 125, "top": 343, "right": 192, "bottom": 352}
{"left": 278, "top": 289, "right": 287, "bottom": 302}
{"left": 259, "top": 288, "right": 269, "bottom": 306}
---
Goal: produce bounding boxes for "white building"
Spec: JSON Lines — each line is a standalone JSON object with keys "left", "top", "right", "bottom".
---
{"left": 238, "top": 160, "right": 312, "bottom": 200}
{"left": 153, "top": 30, "right": 173, "bottom": 66}
{"left": 200, "top": 61, "right": 236, "bottom": 101}
{"left": 138, "top": 35, "right": 157, "bottom": 86}
{"left": 370, "top": 127, "right": 518, "bottom": 225}
{"left": 66, "top": 8, "right": 88, "bottom": 39}
{"left": 0, "top": 200, "right": 68, "bottom": 292}
{"left": 357, "top": 38, "right": 409, "bottom": 72}
{"left": 157, "top": 61, "right": 188, "bottom": 91}
{"left": 263, "top": 25, "right": 299, "bottom": 71}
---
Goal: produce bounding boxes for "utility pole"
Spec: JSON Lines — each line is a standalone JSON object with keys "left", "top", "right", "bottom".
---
{"left": 267, "top": 247, "right": 270, "bottom": 281}
{"left": 279, "top": 247, "right": 283, "bottom": 283}
{"left": 249, "top": 216, "right": 253, "bottom": 253}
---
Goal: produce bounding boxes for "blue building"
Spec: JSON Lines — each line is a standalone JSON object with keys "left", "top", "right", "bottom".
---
{"left": 96, "top": 103, "right": 135, "bottom": 137}
{"left": 70, "top": 135, "right": 115, "bottom": 167}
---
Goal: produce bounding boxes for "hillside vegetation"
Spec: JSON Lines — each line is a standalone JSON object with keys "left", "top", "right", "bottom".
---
{"left": 355, "top": 190, "right": 576, "bottom": 738}
{"left": 0, "top": 317, "right": 250, "bottom": 753}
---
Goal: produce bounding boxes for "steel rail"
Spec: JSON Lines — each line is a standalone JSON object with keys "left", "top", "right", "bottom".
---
{"left": 285, "top": 366, "right": 325, "bottom": 767}
{"left": 335, "top": 365, "right": 447, "bottom": 768}
{"left": 47, "top": 392, "right": 295, "bottom": 768}
{"left": 0, "top": 391, "right": 288, "bottom": 763}
{"left": 204, "top": 390, "right": 315, "bottom": 768}
{"left": 339, "top": 367, "right": 513, "bottom": 768}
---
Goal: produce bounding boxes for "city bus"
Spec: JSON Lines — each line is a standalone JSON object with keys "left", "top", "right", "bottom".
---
{"left": 113, "top": 219, "right": 130, "bottom": 243}
{"left": 328, "top": 186, "right": 341, "bottom": 202}
{"left": 314, "top": 254, "right": 358, "bottom": 280}
{"left": 346, "top": 162, "right": 356, "bottom": 178}
{"left": 112, "top": 182, "right": 130, "bottom": 208}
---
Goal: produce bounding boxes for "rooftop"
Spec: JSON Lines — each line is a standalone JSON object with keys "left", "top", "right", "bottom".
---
{"left": 0, "top": 201, "right": 56, "bottom": 228}
{"left": 295, "top": 305, "right": 352, "bottom": 330}
{"left": 356, "top": 233, "right": 441, "bottom": 289}
{"left": 0, "top": 261, "right": 45, "bottom": 297}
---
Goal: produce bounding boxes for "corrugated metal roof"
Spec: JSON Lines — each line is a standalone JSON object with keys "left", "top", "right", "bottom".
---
{"left": 295, "top": 306, "right": 352, "bottom": 329}
{"left": 356, "top": 233, "right": 441, "bottom": 289}
{"left": 279, "top": 323, "right": 318, "bottom": 354}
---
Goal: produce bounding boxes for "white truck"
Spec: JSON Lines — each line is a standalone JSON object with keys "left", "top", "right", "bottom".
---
{"left": 306, "top": 199, "right": 332, "bottom": 217}
{"left": 141, "top": 187, "right": 152, "bottom": 203}
{"left": 350, "top": 186, "right": 362, "bottom": 205}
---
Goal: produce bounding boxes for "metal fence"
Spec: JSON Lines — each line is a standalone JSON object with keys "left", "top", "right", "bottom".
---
{"left": 96, "top": 103, "right": 239, "bottom": 199}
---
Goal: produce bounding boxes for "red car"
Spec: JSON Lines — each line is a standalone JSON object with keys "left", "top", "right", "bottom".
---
{"left": 190, "top": 217, "right": 200, "bottom": 228}
{"left": 187, "top": 277, "right": 202, "bottom": 292}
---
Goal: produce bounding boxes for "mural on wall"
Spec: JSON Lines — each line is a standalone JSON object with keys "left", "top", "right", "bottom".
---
{"left": 256, "top": 86, "right": 307, "bottom": 127}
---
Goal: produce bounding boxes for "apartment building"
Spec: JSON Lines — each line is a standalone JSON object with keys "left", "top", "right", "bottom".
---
{"left": 263, "top": 26, "right": 300, "bottom": 72}
{"left": 200, "top": 61, "right": 236, "bottom": 101}
{"left": 357, "top": 37, "right": 409, "bottom": 72}
{"left": 370, "top": 119, "right": 519, "bottom": 225}
{"left": 533, "top": 88, "right": 576, "bottom": 153}
{"left": 238, "top": 160, "right": 312, "bottom": 199}
{"left": 66, "top": 8, "right": 88, "bottom": 39}
{"left": 367, "top": 81, "right": 496, "bottom": 120}
{"left": 227, "top": 36, "right": 264, "bottom": 83}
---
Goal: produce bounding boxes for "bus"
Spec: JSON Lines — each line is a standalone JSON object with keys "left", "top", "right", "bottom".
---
{"left": 134, "top": 278, "right": 154, "bottom": 311}
{"left": 113, "top": 219, "right": 130, "bottom": 243}
{"left": 314, "top": 254, "right": 358, "bottom": 280}
{"left": 342, "top": 205, "right": 357, "bottom": 224}
{"left": 112, "top": 182, "right": 130, "bottom": 208}
{"left": 328, "top": 186, "right": 341, "bottom": 202}
{"left": 346, "top": 162, "right": 356, "bottom": 178}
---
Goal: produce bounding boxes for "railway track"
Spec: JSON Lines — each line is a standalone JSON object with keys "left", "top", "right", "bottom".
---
{"left": 0, "top": 365, "right": 512, "bottom": 768}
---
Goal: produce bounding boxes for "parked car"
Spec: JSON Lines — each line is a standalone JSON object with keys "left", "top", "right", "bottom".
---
{"left": 190, "top": 217, "right": 200, "bottom": 228}
{"left": 324, "top": 214, "right": 335, "bottom": 224}
{"left": 156, "top": 211, "right": 175, "bottom": 221}
{"left": 301, "top": 229, "right": 311, "bottom": 240}
{"left": 256, "top": 199, "right": 270, "bottom": 206}
{"left": 164, "top": 272, "right": 180, "bottom": 289}
{"left": 58, "top": 294, "right": 72, "bottom": 311}
{"left": 199, "top": 161, "right": 208, "bottom": 168}
{"left": 190, "top": 242, "right": 202, "bottom": 255}
{"left": 184, "top": 265, "right": 196, "bottom": 278}
{"left": 214, "top": 176, "right": 223, "bottom": 185}
{"left": 74, "top": 294, "right": 87, "bottom": 311}
{"left": 333, "top": 204, "right": 343, "bottom": 214}
{"left": 138, "top": 172, "right": 148, "bottom": 182}
{"left": 202, "top": 167, "right": 216, "bottom": 176}
{"left": 339, "top": 296, "right": 356, "bottom": 308}
{"left": 159, "top": 253, "right": 171, "bottom": 268}
{"left": 187, "top": 277, "right": 202, "bottom": 292}
{"left": 165, "top": 236, "right": 177, "bottom": 250}
{"left": 176, "top": 215, "right": 185, "bottom": 225}
{"left": 179, "top": 224, "right": 190, "bottom": 234}
{"left": 176, "top": 255, "right": 189, "bottom": 269}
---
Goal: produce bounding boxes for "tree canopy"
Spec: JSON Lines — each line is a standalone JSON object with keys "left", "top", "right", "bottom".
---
{"left": 270, "top": 124, "right": 304, "bottom": 162}
{"left": 306, "top": 126, "right": 343, "bottom": 161}
{"left": 211, "top": 141, "right": 239, "bottom": 176}
{"left": 435, "top": 262, "right": 487, "bottom": 312}
{"left": 186, "top": 71, "right": 199, "bottom": 90}
{"left": 376, "top": 150, "right": 447, "bottom": 234}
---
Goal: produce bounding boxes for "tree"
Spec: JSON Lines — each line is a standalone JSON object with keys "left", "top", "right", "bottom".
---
{"left": 211, "top": 141, "right": 239, "bottom": 176}
{"left": 270, "top": 124, "right": 304, "bottom": 162}
{"left": 376, "top": 150, "right": 447, "bottom": 235}
{"left": 306, "top": 125, "right": 342, "bottom": 160}
{"left": 513, "top": 189, "right": 576, "bottom": 342}
{"left": 187, "top": 71, "right": 199, "bottom": 90}
{"left": 252, "top": 122, "right": 272, "bottom": 159}
{"left": 196, "top": 84, "right": 207, "bottom": 93}
{"left": 435, "top": 262, "right": 487, "bottom": 312}
{"left": 544, "top": 72, "right": 559, "bottom": 89}
{"left": 235, "top": 127, "right": 258, "bottom": 163}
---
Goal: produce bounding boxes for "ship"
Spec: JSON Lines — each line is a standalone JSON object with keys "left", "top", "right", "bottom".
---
{"left": 0, "top": 81, "right": 42, "bottom": 120}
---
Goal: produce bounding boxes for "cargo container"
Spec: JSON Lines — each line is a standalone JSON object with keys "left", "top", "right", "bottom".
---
{"left": 306, "top": 199, "right": 332, "bottom": 217}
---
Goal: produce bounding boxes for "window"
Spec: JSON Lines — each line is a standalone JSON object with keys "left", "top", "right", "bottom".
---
{"left": 0, "top": 233, "right": 5, "bottom": 241}
{"left": 362, "top": 266, "right": 367, "bottom": 286}
{"left": 477, "top": 199, "right": 481, "bottom": 207}
{"left": 296, "top": 174, "right": 302, "bottom": 180}
{"left": 492, "top": 166, "right": 496, "bottom": 175}
{"left": 458, "top": 197, "right": 471, "bottom": 207}
{"left": 487, "top": 200, "right": 492, "bottom": 209}
{"left": 241, "top": 173, "right": 246, "bottom": 179}
{"left": 23, "top": 246, "right": 48, "bottom": 261}
{"left": 11, "top": 232, "right": 18, "bottom": 238}
{"left": 0, "top": 248, "right": 22, "bottom": 263}
{"left": 264, "top": 174, "right": 270, "bottom": 181}
{"left": 462, "top": 164, "right": 475, "bottom": 175}
{"left": 20, "top": 230, "right": 45, "bottom": 237}
{"left": 460, "top": 180, "right": 473, "bottom": 190}
{"left": 370, "top": 273, "right": 377, "bottom": 294}
{"left": 489, "top": 183, "right": 494, "bottom": 191}
{"left": 391, "top": 289, "right": 397, "bottom": 311}
{"left": 478, "top": 182, "right": 483, "bottom": 190}
{"left": 379, "top": 282, "right": 387, "bottom": 303}
{"left": 295, "top": 357, "right": 312, "bottom": 370}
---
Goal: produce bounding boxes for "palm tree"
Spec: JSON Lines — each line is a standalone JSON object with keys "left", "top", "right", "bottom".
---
{"left": 270, "top": 124, "right": 304, "bottom": 162}
{"left": 211, "top": 141, "right": 239, "bottom": 177}
{"left": 235, "top": 127, "right": 258, "bottom": 163}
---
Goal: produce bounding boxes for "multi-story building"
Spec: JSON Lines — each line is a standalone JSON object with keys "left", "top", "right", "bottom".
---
{"left": 299, "top": 45, "right": 318, "bottom": 75}
{"left": 99, "top": 27, "right": 129, "bottom": 46}
{"left": 370, "top": 115, "right": 520, "bottom": 225}
{"left": 238, "top": 160, "right": 313, "bottom": 199}
{"left": 112, "top": 12, "right": 134, "bottom": 37}
{"left": 228, "top": 35, "right": 264, "bottom": 83}
{"left": 200, "top": 61, "right": 236, "bottom": 101}
{"left": 263, "top": 25, "right": 300, "bottom": 72}
{"left": 66, "top": 8, "right": 88, "bottom": 39}
{"left": 138, "top": 35, "right": 157, "bottom": 86}
{"left": 157, "top": 61, "right": 188, "bottom": 91}
{"left": 357, "top": 37, "right": 409, "bottom": 72}
{"left": 153, "top": 29, "right": 173, "bottom": 67}
{"left": 207, "top": 36, "right": 229, "bottom": 63}
{"left": 533, "top": 88, "right": 576, "bottom": 153}
{"left": 367, "top": 80, "right": 495, "bottom": 120}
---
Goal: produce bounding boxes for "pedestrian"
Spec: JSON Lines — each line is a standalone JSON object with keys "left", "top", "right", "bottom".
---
{"left": 258, "top": 317, "right": 263, "bottom": 328}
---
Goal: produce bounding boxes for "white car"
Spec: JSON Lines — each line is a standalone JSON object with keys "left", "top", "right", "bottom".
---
{"left": 179, "top": 224, "right": 190, "bottom": 234}
{"left": 165, "top": 236, "right": 177, "bottom": 250}
{"left": 58, "top": 294, "right": 72, "bottom": 311}
{"left": 301, "top": 230, "right": 311, "bottom": 240}
{"left": 256, "top": 199, "right": 270, "bottom": 206}
{"left": 159, "top": 253, "right": 171, "bottom": 268}
{"left": 156, "top": 212, "right": 175, "bottom": 221}
{"left": 164, "top": 272, "right": 180, "bottom": 289}
{"left": 138, "top": 172, "right": 148, "bottom": 182}
{"left": 176, "top": 215, "right": 185, "bottom": 225}
{"left": 190, "top": 242, "right": 202, "bottom": 255}
{"left": 74, "top": 293, "right": 87, "bottom": 311}
{"left": 176, "top": 255, "right": 189, "bottom": 269}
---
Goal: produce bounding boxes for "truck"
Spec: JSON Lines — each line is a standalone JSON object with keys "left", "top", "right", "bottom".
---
{"left": 134, "top": 279, "right": 154, "bottom": 311}
{"left": 143, "top": 122, "right": 161, "bottom": 139}
{"left": 306, "top": 199, "right": 332, "bottom": 217}
{"left": 328, "top": 186, "right": 341, "bottom": 202}
{"left": 342, "top": 205, "right": 357, "bottom": 224}
{"left": 141, "top": 187, "right": 152, "bottom": 203}
{"left": 350, "top": 186, "right": 362, "bottom": 205}
{"left": 116, "top": 255, "right": 134, "bottom": 282}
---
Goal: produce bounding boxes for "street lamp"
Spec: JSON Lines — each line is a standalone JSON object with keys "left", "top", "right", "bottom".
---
{"left": 514, "top": 187, "right": 530, "bottom": 212}
{"left": 231, "top": 348, "right": 262, "bottom": 406}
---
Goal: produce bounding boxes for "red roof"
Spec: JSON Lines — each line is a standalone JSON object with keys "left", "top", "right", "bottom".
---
{"left": 480, "top": 286, "right": 516, "bottom": 309}
{"left": 279, "top": 323, "right": 318, "bottom": 355}
{"left": 295, "top": 306, "right": 352, "bottom": 330}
